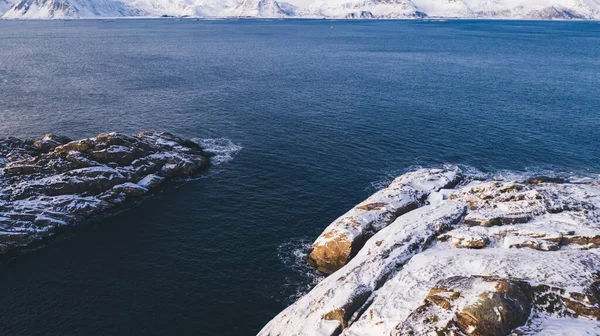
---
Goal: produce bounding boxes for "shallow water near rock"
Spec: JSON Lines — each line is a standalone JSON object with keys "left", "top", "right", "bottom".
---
{"left": 0, "top": 19, "right": 599, "bottom": 335}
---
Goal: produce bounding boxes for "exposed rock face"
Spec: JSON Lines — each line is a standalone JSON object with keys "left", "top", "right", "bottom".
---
{"left": 307, "top": 168, "right": 462, "bottom": 274}
{"left": 0, "top": 131, "right": 210, "bottom": 254}
{"left": 399, "top": 276, "right": 534, "bottom": 335}
{"left": 260, "top": 169, "right": 600, "bottom": 335}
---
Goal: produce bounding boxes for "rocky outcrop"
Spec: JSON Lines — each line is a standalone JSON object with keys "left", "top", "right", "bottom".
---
{"left": 307, "top": 168, "right": 462, "bottom": 274}
{"left": 260, "top": 169, "right": 600, "bottom": 335}
{"left": 0, "top": 131, "right": 210, "bottom": 254}
{"left": 261, "top": 201, "right": 468, "bottom": 335}
{"left": 399, "top": 276, "right": 534, "bottom": 335}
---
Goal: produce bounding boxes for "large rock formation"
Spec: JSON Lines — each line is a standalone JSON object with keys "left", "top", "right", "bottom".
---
{"left": 307, "top": 168, "right": 462, "bottom": 274}
{"left": 0, "top": 131, "right": 210, "bottom": 254}
{"left": 260, "top": 168, "right": 600, "bottom": 335}
{"left": 399, "top": 276, "right": 535, "bottom": 335}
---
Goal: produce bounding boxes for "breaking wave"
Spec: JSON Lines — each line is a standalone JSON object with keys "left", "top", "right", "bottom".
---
{"left": 193, "top": 138, "right": 242, "bottom": 165}
{"left": 277, "top": 238, "right": 324, "bottom": 303}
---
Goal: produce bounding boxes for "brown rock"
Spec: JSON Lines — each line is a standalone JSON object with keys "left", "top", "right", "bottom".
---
{"left": 307, "top": 169, "right": 463, "bottom": 275}
{"left": 307, "top": 233, "right": 353, "bottom": 274}
{"left": 33, "top": 134, "right": 72, "bottom": 152}
{"left": 453, "top": 279, "right": 533, "bottom": 336}
{"left": 54, "top": 138, "right": 95, "bottom": 154}
{"left": 533, "top": 284, "right": 600, "bottom": 319}
{"left": 398, "top": 276, "right": 534, "bottom": 336}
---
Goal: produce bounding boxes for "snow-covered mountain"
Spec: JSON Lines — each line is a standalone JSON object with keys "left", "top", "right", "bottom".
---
{"left": 304, "top": 0, "right": 424, "bottom": 18}
{"left": 304, "top": 0, "right": 600, "bottom": 19}
{"left": 2, "top": 0, "right": 140, "bottom": 19}
{"left": 232, "top": 0, "right": 293, "bottom": 17}
{"left": 126, "top": 0, "right": 233, "bottom": 17}
{"left": 1, "top": 0, "right": 599, "bottom": 19}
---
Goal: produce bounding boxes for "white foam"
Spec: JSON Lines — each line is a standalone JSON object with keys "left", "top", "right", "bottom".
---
{"left": 193, "top": 138, "right": 242, "bottom": 165}
{"left": 277, "top": 238, "right": 325, "bottom": 303}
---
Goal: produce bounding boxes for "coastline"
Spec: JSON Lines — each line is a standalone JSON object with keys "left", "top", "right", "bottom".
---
{"left": 260, "top": 167, "right": 600, "bottom": 335}
{"left": 1, "top": 16, "right": 600, "bottom": 21}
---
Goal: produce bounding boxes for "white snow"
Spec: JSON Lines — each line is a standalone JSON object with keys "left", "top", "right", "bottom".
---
{"left": 514, "top": 316, "right": 600, "bottom": 335}
{"left": 312, "top": 168, "right": 461, "bottom": 249}
{"left": 346, "top": 247, "right": 600, "bottom": 334}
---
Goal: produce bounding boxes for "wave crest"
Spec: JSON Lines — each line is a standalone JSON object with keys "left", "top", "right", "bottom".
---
{"left": 193, "top": 138, "right": 242, "bottom": 165}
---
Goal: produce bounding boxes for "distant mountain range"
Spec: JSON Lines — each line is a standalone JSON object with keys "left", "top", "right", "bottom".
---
{"left": 1, "top": 0, "right": 599, "bottom": 19}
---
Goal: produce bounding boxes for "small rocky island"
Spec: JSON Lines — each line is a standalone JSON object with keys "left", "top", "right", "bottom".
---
{"left": 260, "top": 168, "right": 600, "bottom": 335}
{"left": 0, "top": 132, "right": 210, "bottom": 254}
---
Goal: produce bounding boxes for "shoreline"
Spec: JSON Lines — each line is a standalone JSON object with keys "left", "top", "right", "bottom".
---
{"left": 261, "top": 167, "right": 600, "bottom": 335}
{"left": 1, "top": 16, "right": 600, "bottom": 21}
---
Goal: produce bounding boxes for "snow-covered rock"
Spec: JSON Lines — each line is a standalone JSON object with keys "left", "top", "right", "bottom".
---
{"left": 262, "top": 200, "right": 468, "bottom": 335}
{"left": 0, "top": 131, "right": 210, "bottom": 254}
{"left": 398, "top": 276, "right": 535, "bottom": 335}
{"left": 307, "top": 168, "right": 462, "bottom": 274}
{"left": 260, "top": 169, "right": 600, "bottom": 335}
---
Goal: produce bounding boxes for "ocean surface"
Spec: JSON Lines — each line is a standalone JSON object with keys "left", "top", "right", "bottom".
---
{"left": 0, "top": 19, "right": 599, "bottom": 335}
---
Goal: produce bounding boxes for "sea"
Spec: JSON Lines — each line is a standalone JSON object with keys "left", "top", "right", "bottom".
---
{"left": 0, "top": 19, "right": 599, "bottom": 335}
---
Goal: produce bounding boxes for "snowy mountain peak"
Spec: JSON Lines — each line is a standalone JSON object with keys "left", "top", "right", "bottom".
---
{"left": 233, "top": 0, "right": 290, "bottom": 17}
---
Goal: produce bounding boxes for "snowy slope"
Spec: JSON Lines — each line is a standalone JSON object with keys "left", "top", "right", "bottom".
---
{"left": 2, "top": 0, "right": 141, "bottom": 18}
{"left": 0, "top": 0, "right": 15, "bottom": 15}
{"left": 1, "top": 0, "right": 298, "bottom": 18}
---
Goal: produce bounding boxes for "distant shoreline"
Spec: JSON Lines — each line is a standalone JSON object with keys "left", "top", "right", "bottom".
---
{"left": 1, "top": 16, "right": 599, "bottom": 21}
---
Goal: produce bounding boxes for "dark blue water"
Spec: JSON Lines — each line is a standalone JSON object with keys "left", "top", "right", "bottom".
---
{"left": 0, "top": 19, "right": 599, "bottom": 335}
